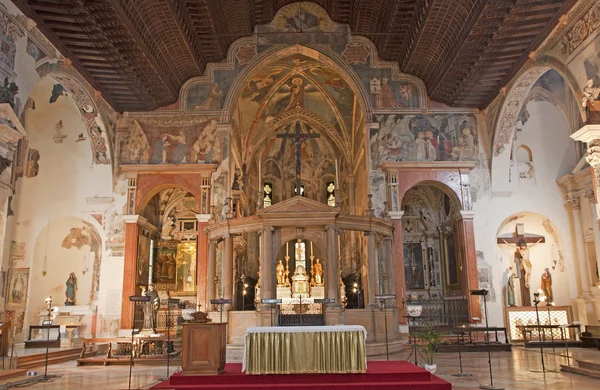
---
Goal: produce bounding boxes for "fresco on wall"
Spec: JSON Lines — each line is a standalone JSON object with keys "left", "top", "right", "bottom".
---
{"left": 0, "top": 11, "right": 22, "bottom": 80}
{"left": 25, "top": 148, "right": 40, "bottom": 177}
{"left": 369, "top": 114, "right": 479, "bottom": 167}
{"left": 120, "top": 117, "right": 225, "bottom": 165}
{"left": 5, "top": 268, "right": 29, "bottom": 309}
{"left": 254, "top": 2, "right": 349, "bottom": 50}
{"left": 25, "top": 37, "right": 45, "bottom": 62}
{"left": 8, "top": 241, "right": 25, "bottom": 268}
{"left": 351, "top": 63, "right": 420, "bottom": 109}
{"left": 186, "top": 72, "right": 237, "bottom": 111}
{"left": 137, "top": 235, "right": 150, "bottom": 286}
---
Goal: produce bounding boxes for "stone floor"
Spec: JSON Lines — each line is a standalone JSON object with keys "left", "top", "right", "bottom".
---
{"left": 0, "top": 346, "right": 597, "bottom": 389}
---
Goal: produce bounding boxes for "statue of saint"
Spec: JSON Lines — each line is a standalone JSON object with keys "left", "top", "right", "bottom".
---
{"left": 144, "top": 284, "right": 160, "bottom": 331}
{"left": 507, "top": 273, "right": 516, "bottom": 307}
{"left": 0, "top": 77, "right": 19, "bottom": 109}
{"left": 541, "top": 268, "right": 553, "bottom": 304}
{"left": 65, "top": 272, "right": 77, "bottom": 306}
{"left": 502, "top": 238, "right": 542, "bottom": 289}
{"left": 313, "top": 259, "right": 323, "bottom": 286}
{"left": 276, "top": 260, "right": 285, "bottom": 286}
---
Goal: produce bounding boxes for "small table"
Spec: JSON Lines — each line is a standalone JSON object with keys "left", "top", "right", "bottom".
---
{"left": 243, "top": 325, "right": 367, "bottom": 375}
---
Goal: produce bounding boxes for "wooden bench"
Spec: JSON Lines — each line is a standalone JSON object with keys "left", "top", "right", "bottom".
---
{"left": 581, "top": 325, "right": 600, "bottom": 349}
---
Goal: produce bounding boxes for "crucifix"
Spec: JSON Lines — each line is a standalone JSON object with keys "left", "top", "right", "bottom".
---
{"left": 497, "top": 223, "right": 545, "bottom": 306}
{"left": 277, "top": 121, "right": 320, "bottom": 197}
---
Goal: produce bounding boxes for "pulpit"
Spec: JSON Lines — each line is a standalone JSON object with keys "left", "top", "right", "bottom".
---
{"left": 182, "top": 322, "right": 226, "bottom": 375}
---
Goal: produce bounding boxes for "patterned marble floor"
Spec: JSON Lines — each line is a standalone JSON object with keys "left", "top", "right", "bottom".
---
{"left": 0, "top": 346, "right": 597, "bottom": 389}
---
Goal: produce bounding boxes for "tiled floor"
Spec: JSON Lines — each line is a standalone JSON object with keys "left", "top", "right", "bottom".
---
{"left": 0, "top": 346, "right": 598, "bottom": 389}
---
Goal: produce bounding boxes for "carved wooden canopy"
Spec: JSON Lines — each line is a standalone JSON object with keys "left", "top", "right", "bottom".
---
{"left": 14, "top": 0, "right": 576, "bottom": 112}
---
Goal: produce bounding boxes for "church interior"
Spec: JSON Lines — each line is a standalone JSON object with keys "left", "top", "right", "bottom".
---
{"left": 0, "top": 0, "right": 600, "bottom": 388}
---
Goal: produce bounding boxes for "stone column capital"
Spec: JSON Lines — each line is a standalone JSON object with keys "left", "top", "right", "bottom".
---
{"left": 196, "top": 213, "right": 211, "bottom": 223}
{"left": 388, "top": 210, "right": 405, "bottom": 220}
{"left": 584, "top": 189, "right": 597, "bottom": 204}
{"left": 565, "top": 194, "right": 581, "bottom": 210}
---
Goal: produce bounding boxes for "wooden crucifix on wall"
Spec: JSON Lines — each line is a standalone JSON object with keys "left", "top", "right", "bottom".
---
{"left": 277, "top": 121, "right": 320, "bottom": 197}
{"left": 497, "top": 223, "right": 545, "bottom": 307}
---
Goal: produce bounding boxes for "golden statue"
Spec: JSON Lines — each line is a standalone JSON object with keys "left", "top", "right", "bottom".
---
{"left": 313, "top": 259, "right": 324, "bottom": 286}
{"left": 276, "top": 260, "right": 286, "bottom": 286}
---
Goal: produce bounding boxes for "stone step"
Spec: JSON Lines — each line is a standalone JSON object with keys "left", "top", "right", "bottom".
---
{"left": 560, "top": 359, "right": 600, "bottom": 380}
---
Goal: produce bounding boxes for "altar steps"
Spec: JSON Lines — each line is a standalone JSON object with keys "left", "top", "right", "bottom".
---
{"left": 151, "top": 361, "right": 451, "bottom": 389}
{"left": 561, "top": 359, "right": 600, "bottom": 380}
{"left": 15, "top": 346, "right": 88, "bottom": 369}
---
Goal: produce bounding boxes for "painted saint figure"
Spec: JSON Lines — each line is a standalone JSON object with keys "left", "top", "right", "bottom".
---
{"left": 65, "top": 272, "right": 77, "bottom": 306}
{"left": 541, "top": 268, "right": 553, "bottom": 304}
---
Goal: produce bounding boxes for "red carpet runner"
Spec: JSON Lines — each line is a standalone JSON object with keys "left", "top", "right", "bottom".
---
{"left": 150, "top": 361, "right": 451, "bottom": 389}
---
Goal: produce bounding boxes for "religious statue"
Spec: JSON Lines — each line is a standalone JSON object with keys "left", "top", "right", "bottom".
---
{"left": 0, "top": 77, "right": 19, "bottom": 109}
{"left": 502, "top": 238, "right": 542, "bottom": 289}
{"left": 507, "top": 273, "right": 516, "bottom": 307}
{"left": 276, "top": 260, "right": 285, "bottom": 286}
{"left": 221, "top": 199, "right": 231, "bottom": 220}
{"left": 313, "top": 259, "right": 323, "bottom": 286}
{"left": 582, "top": 79, "right": 600, "bottom": 109}
{"left": 143, "top": 284, "right": 160, "bottom": 332}
{"left": 65, "top": 272, "right": 77, "bottom": 306}
{"left": 541, "top": 268, "right": 553, "bottom": 304}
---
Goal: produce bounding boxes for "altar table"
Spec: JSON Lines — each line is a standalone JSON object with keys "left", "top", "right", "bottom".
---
{"left": 243, "top": 325, "right": 367, "bottom": 375}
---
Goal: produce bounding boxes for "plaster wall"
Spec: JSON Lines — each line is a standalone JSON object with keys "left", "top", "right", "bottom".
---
{"left": 4, "top": 76, "right": 115, "bottom": 340}
{"left": 472, "top": 100, "right": 579, "bottom": 327}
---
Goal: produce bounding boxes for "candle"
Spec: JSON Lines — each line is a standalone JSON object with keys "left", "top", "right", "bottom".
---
{"left": 286, "top": 242, "right": 289, "bottom": 256}
{"left": 310, "top": 241, "right": 313, "bottom": 256}
{"left": 335, "top": 158, "right": 340, "bottom": 190}
{"left": 258, "top": 160, "right": 262, "bottom": 190}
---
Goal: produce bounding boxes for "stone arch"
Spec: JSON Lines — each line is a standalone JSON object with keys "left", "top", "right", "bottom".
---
{"left": 491, "top": 61, "right": 583, "bottom": 194}
{"left": 33, "top": 62, "right": 112, "bottom": 165}
{"left": 401, "top": 180, "right": 462, "bottom": 212}
{"left": 136, "top": 182, "right": 201, "bottom": 216}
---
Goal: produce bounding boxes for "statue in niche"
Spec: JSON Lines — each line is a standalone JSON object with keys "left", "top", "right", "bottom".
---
{"left": 276, "top": 260, "right": 285, "bottom": 286}
{"left": 65, "top": 272, "right": 77, "bottom": 306}
{"left": 313, "top": 259, "right": 323, "bottom": 286}
{"left": 507, "top": 273, "right": 516, "bottom": 307}
{"left": 143, "top": 284, "right": 160, "bottom": 331}
{"left": 541, "top": 268, "right": 553, "bottom": 304}
{"left": 0, "top": 77, "right": 19, "bottom": 109}
{"left": 582, "top": 79, "right": 600, "bottom": 109}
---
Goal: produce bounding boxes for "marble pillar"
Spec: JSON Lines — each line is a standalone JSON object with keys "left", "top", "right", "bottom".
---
{"left": 585, "top": 190, "right": 600, "bottom": 288}
{"left": 207, "top": 239, "right": 216, "bottom": 311}
{"left": 223, "top": 234, "right": 234, "bottom": 309}
{"left": 566, "top": 194, "right": 592, "bottom": 298}
{"left": 457, "top": 211, "right": 482, "bottom": 322}
{"left": 389, "top": 211, "right": 407, "bottom": 323}
{"left": 261, "top": 227, "right": 273, "bottom": 300}
{"left": 365, "top": 231, "right": 378, "bottom": 307}
{"left": 196, "top": 214, "right": 210, "bottom": 310}
{"left": 325, "top": 226, "right": 340, "bottom": 302}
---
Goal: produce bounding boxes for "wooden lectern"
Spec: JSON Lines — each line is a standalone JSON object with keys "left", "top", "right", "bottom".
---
{"left": 182, "top": 323, "right": 226, "bottom": 375}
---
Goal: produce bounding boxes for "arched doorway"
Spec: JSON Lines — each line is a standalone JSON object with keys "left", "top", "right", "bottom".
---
{"left": 401, "top": 183, "right": 467, "bottom": 325}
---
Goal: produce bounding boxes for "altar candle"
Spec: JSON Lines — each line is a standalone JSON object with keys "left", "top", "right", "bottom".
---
{"left": 310, "top": 241, "right": 313, "bottom": 256}
{"left": 286, "top": 242, "right": 289, "bottom": 256}
{"left": 258, "top": 160, "right": 262, "bottom": 190}
{"left": 335, "top": 158, "right": 340, "bottom": 190}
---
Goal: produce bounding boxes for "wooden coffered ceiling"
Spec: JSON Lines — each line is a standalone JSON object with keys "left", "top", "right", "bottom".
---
{"left": 14, "top": 0, "right": 576, "bottom": 112}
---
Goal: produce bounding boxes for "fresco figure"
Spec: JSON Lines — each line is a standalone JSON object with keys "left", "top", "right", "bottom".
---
{"left": 415, "top": 132, "right": 426, "bottom": 161}
{"left": 285, "top": 77, "right": 305, "bottom": 110}
{"left": 65, "top": 272, "right": 77, "bottom": 306}
{"left": 194, "top": 83, "right": 223, "bottom": 110}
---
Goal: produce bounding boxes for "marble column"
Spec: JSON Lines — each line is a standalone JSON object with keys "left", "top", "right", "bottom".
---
{"left": 365, "top": 231, "right": 378, "bottom": 307}
{"left": 325, "top": 226, "right": 340, "bottom": 302}
{"left": 0, "top": 104, "right": 26, "bottom": 308}
{"left": 196, "top": 214, "right": 210, "bottom": 310}
{"left": 207, "top": 239, "right": 217, "bottom": 311}
{"left": 566, "top": 194, "right": 593, "bottom": 298}
{"left": 223, "top": 233, "right": 234, "bottom": 309}
{"left": 456, "top": 211, "right": 482, "bottom": 322}
{"left": 389, "top": 211, "right": 407, "bottom": 323}
{"left": 585, "top": 189, "right": 600, "bottom": 287}
{"left": 261, "top": 227, "right": 274, "bottom": 300}
{"left": 383, "top": 236, "right": 394, "bottom": 297}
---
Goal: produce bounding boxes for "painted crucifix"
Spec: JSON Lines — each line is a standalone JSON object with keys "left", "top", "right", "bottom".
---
{"left": 277, "top": 121, "right": 320, "bottom": 197}
{"left": 497, "top": 223, "right": 545, "bottom": 306}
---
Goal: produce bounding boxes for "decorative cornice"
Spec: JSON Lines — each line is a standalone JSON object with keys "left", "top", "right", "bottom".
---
{"left": 381, "top": 161, "right": 477, "bottom": 171}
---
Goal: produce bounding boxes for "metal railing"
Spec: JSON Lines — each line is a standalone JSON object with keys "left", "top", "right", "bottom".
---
{"left": 406, "top": 296, "right": 469, "bottom": 327}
